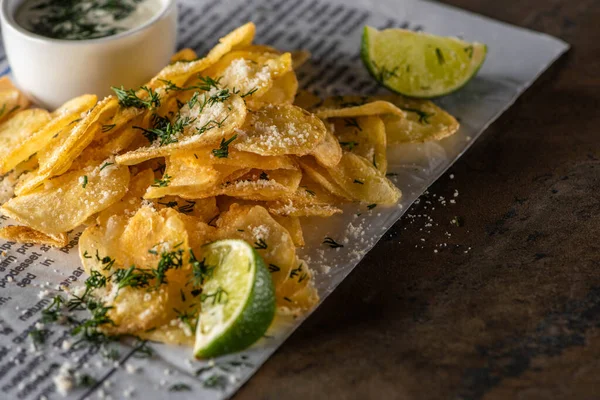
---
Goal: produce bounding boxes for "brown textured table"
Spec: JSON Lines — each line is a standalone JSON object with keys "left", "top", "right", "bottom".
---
{"left": 235, "top": 1, "right": 600, "bottom": 399}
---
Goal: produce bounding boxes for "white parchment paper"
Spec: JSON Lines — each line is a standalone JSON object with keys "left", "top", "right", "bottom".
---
{"left": 0, "top": 0, "right": 568, "bottom": 399}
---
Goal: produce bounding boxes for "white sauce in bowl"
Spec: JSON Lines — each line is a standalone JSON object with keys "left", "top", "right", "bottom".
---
{"left": 15, "top": 0, "right": 165, "bottom": 40}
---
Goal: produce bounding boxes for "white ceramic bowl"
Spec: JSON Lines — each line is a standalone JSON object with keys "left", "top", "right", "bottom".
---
{"left": 0, "top": 0, "right": 178, "bottom": 109}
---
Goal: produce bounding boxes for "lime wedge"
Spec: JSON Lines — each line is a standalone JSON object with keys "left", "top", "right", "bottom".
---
{"left": 194, "top": 239, "right": 275, "bottom": 358}
{"left": 361, "top": 26, "right": 487, "bottom": 98}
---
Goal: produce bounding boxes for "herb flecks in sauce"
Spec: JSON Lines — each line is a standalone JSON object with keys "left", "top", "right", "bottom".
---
{"left": 16, "top": 0, "right": 162, "bottom": 40}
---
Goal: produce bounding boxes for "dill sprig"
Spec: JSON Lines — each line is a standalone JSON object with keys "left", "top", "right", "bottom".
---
{"left": 189, "top": 250, "right": 215, "bottom": 287}
{"left": 112, "top": 85, "right": 160, "bottom": 109}
{"left": 212, "top": 134, "right": 238, "bottom": 158}
{"left": 401, "top": 108, "right": 434, "bottom": 124}
{"left": 174, "top": 308, "right": 197, "bottom": 332}
{"left": 339, "top": 141, "right": 358, "bottom": 150}
{"left": 134, "top": 113, "right": 196, "bottom": 146}
{"left": 344, "top": 118, "right": 362, "bottom": 131}
{"left": 169, "top": 383, "right": 192, "bottom": 392}
{"left": 151, "top": 174, "right": 172, "bottom": 188}
{"left": 147, "top": 245, "right": 185, "bottom": 288}
{"left": 112, "top": 265, "right": 153, "bottom": 292}
{"left": 323, "top": 236, "right": 344, "bottom": 248}
{"left": 253, "top": 238, "right": 268, "bottom": 250}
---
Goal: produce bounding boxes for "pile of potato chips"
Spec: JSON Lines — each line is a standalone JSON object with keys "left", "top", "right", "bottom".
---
{"left": 0, "top": 23, "right": 458, "bottom": 345}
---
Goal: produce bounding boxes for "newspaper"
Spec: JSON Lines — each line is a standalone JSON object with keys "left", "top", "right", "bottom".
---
{"left": 0, "top": 0, "right": 568, "bottom": 398}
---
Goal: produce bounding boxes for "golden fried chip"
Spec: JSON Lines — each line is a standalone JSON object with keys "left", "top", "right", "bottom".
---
{"left": 315, "top": 98, "right": 406, "bottom": 120}
{"left": 275, "top": 258, "right": 318, "bottom": 310}
{"left": 2, "top": 160, "right": 130, "bottom": 235}
{"left": 143, "top": 155, "right": 222, "bottom": 198}
{"left": 155, "top": 196, "right": 219, "bottom": 224}
{"left": 152, "top": 22, "right": 256, "bottom": 88}
{"left": 0, "top": 76, "right": 30, "bottom": 123}
{"left": 332, "top": 116, "right": 387, "bottom": 173}
{"left": 266, "top": 175, "right": 344, "bottom": 217}
{"left": 202, "top": 51, "right": 292, "bottom": 105}
{"left": 378, "top": 94, "right": 459, "bottom": 143}
{"left": 170, "top": 48, "right": 198, "bottom": 63}
{"left": 294, "top": 90, "right": 322, "bottom": 110}
{"left": 271, "top": 215, "right": 304, "bottom": 247}
{"left": 326, "top": 152, "right": 401, "bottom": 204}
{"left": 0, "top": 226, "right": 68, "bottom": 247}
{"left": 291, "top": 50, "right": 311, "bottom": 69}
{"left": 0, "top": 154, "right": 38, "bottom": 205}
{"left": 115, "top": 93, "right": 247, "bottom": 165}
{"left": 178, "top": 213, "right": 217, "bottom": 248}
{"left": 297, "top": 156, "right": 352, "bottom": 200}
{"left": 237, "top": 44, "right": 279, "bottom": 54}
{"left": 234, "top": 103, "right": 327, "bottom": 156}
{"left": 118, "top": 207, "right": 190, "bottom": 279}
{"left": 176, "top": 147, "right": 298, "bottom": 171}
{"left": 102, "top": 284, "right": 185, "bottom": 335}
{"left": 15, "top": 97, "right": 118, "bottom": 195}
{"left": 96, "top": 168, "right": 155, "bottom": 226}
{"left": 0, "top": 109, "right": 51, "bottom": 174}
{"left": 138, "top": 324, "right": 195, "bottom": 346}
{"left": 310, "top": 122, "right": 342, "bottom": 168}
{"left": 79, "top": 214, "right": 129, "bottom": 276}
{"left": 258, "top": 71, "right": 299, "bottom": 105}
{"left": 215, "top": 168, "right": 302, "bottom": 200}
{"left": 216, "top": 204, "right": 296, "bottom": 294}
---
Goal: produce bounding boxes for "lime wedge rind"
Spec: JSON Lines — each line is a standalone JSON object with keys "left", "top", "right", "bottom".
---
{"left": 361, "top": 26, "right": 487, "bottom": 98}
{"left": 194, "top": 240, "right": 275, "bottom": 359}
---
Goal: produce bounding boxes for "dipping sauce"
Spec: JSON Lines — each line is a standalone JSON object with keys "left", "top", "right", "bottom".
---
{"left": 15, "top": 0, "right": 165, "bottom": 40}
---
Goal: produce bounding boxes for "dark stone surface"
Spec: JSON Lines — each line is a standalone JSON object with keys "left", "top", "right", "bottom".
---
{"left": 235, "top": 1, "right": 600, "bottom": 399}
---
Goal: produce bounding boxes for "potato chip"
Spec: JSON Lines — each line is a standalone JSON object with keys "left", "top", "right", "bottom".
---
{"left": 178, "top": 213, "right": 217, "bottom": 248}
{"left": 79, "top": 214, "right": 129, "bottom": 276}
{"left": 0, "top": 109, "right": 51, "bottom": 174}
{"left": 325, "top": 152, "right": 401, "bottom": 204}
{"left": 2, "top": 160, "right": 130, "bottom": 235}
{"left": 237, "top": 44, "right": 280, "bottom": 55}
{"left": 96, "top": 168, "right": 155, "bottom": 226}
{"left": 154, "top": 196, "right": 219, "bottom": 224}
{"left": 215, "top": 204, "right": 295, "bottom": 294}
{"left": 215, "top": 168, "right": 302, "bottom": 201}
{"left": 151, "top": 22, "right": 256, "bottom": 88}
{"left": 315, "top": 98, "right": 406, "bottom": 120}
{"left": 268, "top": 200, "right": 342, "bottom": 217}
{"left": 170, "top": 48, "right": 198, "bottom": 63}
{"left": 294, "top": 90, "right": 322, "bottom": 110}
{"left": 332, "top": 116, "right": 387, "bottom": 173}
{"left": 297, "top": 156, "right": 352, "bottom": 200}
{"left": 138, "top": 324, "right": 195, "bottom": 346}
{"left": 102, "top": 283, "right": 185, "bottom": 335}
{"left": 169, "top": 167, "right": 302, "bottom": 201}
{"left": 0, "top": 226, "right": 68, "bottom": 247}
{"left": 378, "top": 94, "right": 459, "bottom": 143}
{"left": 234, "top": 103, "right": 327, "bottom": 156}
{"left": 201, "top": 51, "right": 293, "bottom": 105}
{"left": 118, "top": 207, "right": 189, "bottom": 278}
{"left": 0, "top": 77, "right": 30, "bottom": 123}
{"left": 143, "top": 154, "right": 223, "bottom": 199}
{"left": 275, "top": 258, "right": 318, "bottom": 310}
{"left": 291, "top": 50, "right": 311, "bottom": 69}
{"left": 0, "top": 154, "right": 38, "bottom": 205}
{"left": 258, "top": 71, "right": 299, "bottom": 105}
{"left": 266, "top": 175, "right": 344, "bottom": 217}
{"left": 115, "top": 93, "right": 247, "bottom": 166}
{"left": 310, "top": 122, "right": 342, "bottom": 168}
{"left": 175, "top": 147, "right": 298, "bottom": 171}
{"left": 15, "top": 97, "right": 118, "bottom": 195}
{"left": 271, "top": 215, "right": 304, "bottom": 247}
